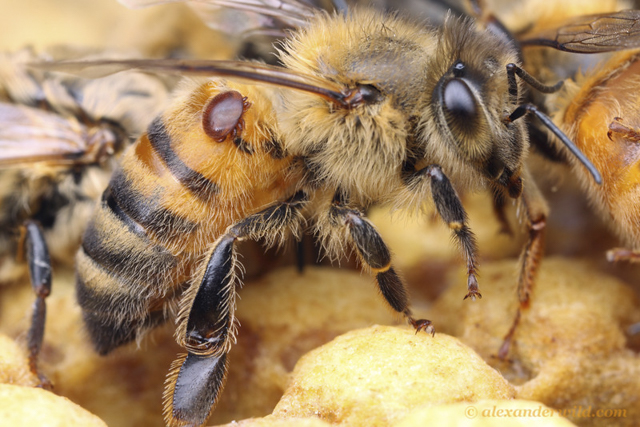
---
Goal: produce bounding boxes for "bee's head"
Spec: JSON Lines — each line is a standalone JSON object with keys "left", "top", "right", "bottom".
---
{"left": 423, "top": 15, "right": 526, "bottom": 197}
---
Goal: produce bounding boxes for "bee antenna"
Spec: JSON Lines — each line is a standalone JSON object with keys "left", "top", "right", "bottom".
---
{"left": 506, "top": 63, "right": 564, "bottom": 104}
{"left": 507, "top": 103, "right": 603, "bottom": 185}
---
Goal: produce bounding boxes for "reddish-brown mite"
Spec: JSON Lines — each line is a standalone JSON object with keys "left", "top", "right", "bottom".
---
{"left": 202, "top": 90, "right": 251, "bottom": 142}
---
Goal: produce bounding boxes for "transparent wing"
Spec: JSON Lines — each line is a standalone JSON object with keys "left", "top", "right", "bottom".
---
{"left": 118, "top": 0, "right": 182, "bottom": 6}
{"left": 520, "top": 10, "right": 640, "bottom": 53}
{"left": 0, "top": 103, "right": 106, "bottom": 167}
{"left": 35, "top": 58, "right": 351, "bottom": 106}
{"left": 118, "top": 0, "right": 317, "bottom": 35}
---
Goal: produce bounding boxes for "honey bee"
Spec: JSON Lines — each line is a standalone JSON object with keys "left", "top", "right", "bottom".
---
{"left": 0, "top": 48, "right": 171, "bottom": 383}
{"left": 510, "top": 7, "right": 640, "bottom": 341}
{"left": 42, "top": 1, "right": 621, "bottom": 426}
{"left": 549, "top": 48, "right": 640, "bottom": 261}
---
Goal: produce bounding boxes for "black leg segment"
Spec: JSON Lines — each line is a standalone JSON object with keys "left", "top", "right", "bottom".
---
{"left": 22, "top": 220, "right": 52, "bottom": 388}
{"left": 185, "top": 234, "right": 235, "bottom": 352}
{"left": 166, "top": 191, "right": 307, "bottom": 427}
{"left": 421, "top": 165, "right": 480, "bottom": 300}
{"left": 329, "top": 198, "right": 434, "bottom": 335}
{"left": 166, "top": 352, "right": 228, "bottom": 427}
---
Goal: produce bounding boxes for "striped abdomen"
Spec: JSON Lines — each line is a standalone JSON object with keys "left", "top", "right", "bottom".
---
{"left": 76, "top": 81, "right": 301, "bottom": 354}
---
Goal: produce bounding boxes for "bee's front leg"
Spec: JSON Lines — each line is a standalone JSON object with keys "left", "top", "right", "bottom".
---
{"left": 19, "top": 220, "right": 53, "bottom": 389}
{"left": 327, "top": 193, "right": 433, "bottom": 335}
{"left": 499, "top": 167, "right": 548, "bottom": 359}
{"left": 164, "top": 191, "right": 307, "bottom": 427}
{"left": 405, "top": 164, "right": 481, "bottom": 301}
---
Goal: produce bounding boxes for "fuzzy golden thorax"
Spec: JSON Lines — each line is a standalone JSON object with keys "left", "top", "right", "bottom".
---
{"left": 277, "top": 9, "right": 437, "bottom": 205}
{"left": 277, "top": 10, "right": 528, "bottom": 206}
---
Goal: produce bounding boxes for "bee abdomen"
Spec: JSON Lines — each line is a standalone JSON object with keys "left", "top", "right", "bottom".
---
{"left": 76, "top": 177, "right": 184, "bottom": 353}
{"left": 81, "top": 188, "right": 178, "bottom": 287}
{"left": 147, "top": 117, "right": 219, "bottom": 202}
{"left": 76, "top": 288, "right": 167, "bottom": 355}
{"left": 109, "top": 167, "right": 199, "bottom": 237}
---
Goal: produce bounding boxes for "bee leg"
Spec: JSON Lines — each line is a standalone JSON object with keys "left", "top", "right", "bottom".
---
{"left": 407, "top": 164, "right": 480, "bottom": 301}
{"left": 608, "top": 117, "right": 640, "bottom": 142}
{"left": 607, "top": 248, "right": 640, "bottom": 263}
{"left": 164, "top": 191, "right": 307, "bottom": 427}
{"left": 329, "top": 195, "right": 434, "bottom": 335}
{"left": 20, "top": 220, "right": 53, "bottom": 390}
{"left": 605, "top": 120, "right": 640, "bottom": 269}
{"left": 499, "top": 169, "right": 548, "bottom": 359}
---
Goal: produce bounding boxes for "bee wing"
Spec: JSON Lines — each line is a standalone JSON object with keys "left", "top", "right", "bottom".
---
{"left": 520, "top": 10, "right": 640, "bottom": 53}
{"left": 0, "top": 103, "right": 97, "bottom": 167}
{"left": 36, "top": 59, "right": 350, "bottom": 106}
{"left": 118, "top": 0, "right": 317, "bottom": 35}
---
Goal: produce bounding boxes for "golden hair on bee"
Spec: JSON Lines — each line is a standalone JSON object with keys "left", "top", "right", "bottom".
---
{"left": 277, "top": 9, "right": 435, "bottom": 206}
{"left": 59, "top": 1, "right": 622, "bottom": 426}
{"left": 75, "top": 73, "right": 304, "bottom": 365}
{"left": 551, "top": 49, "right": 640, "bottom": 249}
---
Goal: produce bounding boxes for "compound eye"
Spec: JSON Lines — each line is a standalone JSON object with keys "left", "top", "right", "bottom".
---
{"left": 202, "top": 90, "right": 247, "bottom": 142}
{"left": 443, "top": 79, "right": 476, "bottom": 120}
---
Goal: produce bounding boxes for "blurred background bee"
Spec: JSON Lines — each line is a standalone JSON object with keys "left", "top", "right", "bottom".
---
{"left": 0, "top": 48, "right": 172, "bottom": 284}
{"left": 0, "top": 47, "right": 173, "bottom": 386}
{"left": 548, "top": 48, "right": 640, "bottom": 264}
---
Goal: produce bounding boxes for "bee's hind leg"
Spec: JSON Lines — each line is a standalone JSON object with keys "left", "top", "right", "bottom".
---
{"left": 19, "top": 220, "right": 53, "bottom": 389}
{"left": 164, "top": 191, "right": 307, "bottom": 427}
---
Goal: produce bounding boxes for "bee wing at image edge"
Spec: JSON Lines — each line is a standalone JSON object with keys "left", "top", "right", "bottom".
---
{"left": 0, "top": 103, "right": 101, "bottom": 167}
{"left": 117, "top": 0, "right": 316, "bottom": 34}
{"left": 520, "top": 9, "right": 640, "bottom": 53}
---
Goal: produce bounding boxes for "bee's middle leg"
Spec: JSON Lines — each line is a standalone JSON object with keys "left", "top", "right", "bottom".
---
{"left": 327, "top": 193, "right": 433, "bottom": 335}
